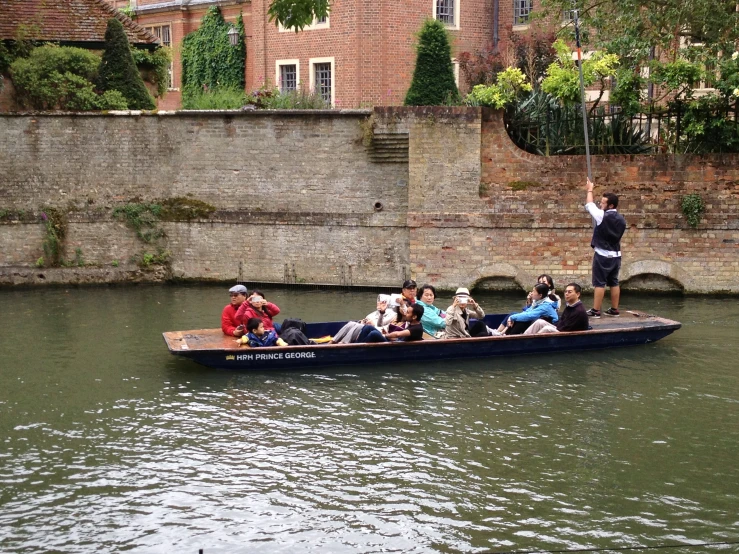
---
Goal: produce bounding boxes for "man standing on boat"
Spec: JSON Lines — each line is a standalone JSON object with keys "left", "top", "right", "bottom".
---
{"left": 585, "top": 178, "right": 627, "bottom": 318}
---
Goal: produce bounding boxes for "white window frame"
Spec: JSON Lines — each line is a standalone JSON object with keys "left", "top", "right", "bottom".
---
{"left": 275, "top": 59, "right": 300, "bottom": 92}
{"left": 279, "top": 14, "right": 330, "bottom": 32}
{"left": 513, "top": 0, "right": 533, "bottom": 28}
{"left": 433, "top": 0, "right": 460, "bottom": 30}
{"left": 309, "top": 56, "right": 335, "bottom": 107}
{"left": 144, "top": 23, "right": 175, "bottom": 90}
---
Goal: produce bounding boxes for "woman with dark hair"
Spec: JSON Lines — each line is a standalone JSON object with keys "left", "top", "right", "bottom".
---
{"left": 415, "top": 284, "right": 447, "bottom": 337}
{"left": 526, "top": 274, "right": 561, "bottom": 310}
{"left": 236, "top": 289, "right": 282, "bottom": 332}
{"left": 499, "top": 283, "right": 559, "bottom": 335}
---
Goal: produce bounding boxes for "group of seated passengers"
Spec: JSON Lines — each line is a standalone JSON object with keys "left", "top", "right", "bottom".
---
{"left": 332, "top": 280, "right": 491, "bottom": 344}
{"left": 221, "top": 275, "right": 590, "bottom": 347}
{"left": 498, "top": 276, "right": 589, "bottom": 335}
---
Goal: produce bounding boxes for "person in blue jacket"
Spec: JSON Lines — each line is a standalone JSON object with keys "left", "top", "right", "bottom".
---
{"left": 498, "top": 283, "right": 559, "bottom": 335}
{"left": 415, "top": 284, "right": 447, "bottom": 337}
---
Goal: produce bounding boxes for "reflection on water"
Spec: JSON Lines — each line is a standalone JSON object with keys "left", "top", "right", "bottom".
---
{"left": 1, "top": 286, "right": 738, "bottom": 553}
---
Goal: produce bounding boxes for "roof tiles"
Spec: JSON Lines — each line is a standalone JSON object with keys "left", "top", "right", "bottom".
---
{"left": 0, "top": 0, "right": 158, "bottom": 45}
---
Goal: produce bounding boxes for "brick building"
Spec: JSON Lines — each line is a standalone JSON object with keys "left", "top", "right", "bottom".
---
{"left": 105, "top": 0, "right": 538, "bottom": 109}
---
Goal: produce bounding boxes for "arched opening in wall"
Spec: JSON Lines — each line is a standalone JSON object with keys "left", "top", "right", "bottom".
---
{"left": 472, "top": 276, "right": 522, "bottom": 292}
{"left": 620, "top": 273, "right": 684, "bottom": 294}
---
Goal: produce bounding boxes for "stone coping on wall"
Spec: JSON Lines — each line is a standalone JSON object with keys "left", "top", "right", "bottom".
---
{"left": 0, "top": 265, "right": 169, "bottom": 286}
{"left": 0, "top": 106, "right": 484, "bottom": 118}
{"left": 0, "top": 109, "right": 374, "bottom": 117}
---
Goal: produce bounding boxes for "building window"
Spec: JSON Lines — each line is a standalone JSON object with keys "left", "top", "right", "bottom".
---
{"left": 433, "top": 0, "right": 460, "bottom": 29}
{"left": 279, "top": 14, "right": 330, "bottom": 32}
{"left": 145, "top": 24, "right": 173, "bottom": 89}
{"left": 514, "top": 0, "right": 532, "bottom": 25}
{"left": 309, "top": 57, "right": 334, "bottom": 105}
{"left": 314, "top": 63, "right": 331, "bottom": 102}
{"left": 276, "top": 59, "right": 300, "bottom": 92}
{"left": 436, "top": 0, "right": 454, "bottom": 25}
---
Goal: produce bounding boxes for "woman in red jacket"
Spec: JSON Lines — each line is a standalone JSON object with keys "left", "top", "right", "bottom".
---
{"left": 235, "top": 290, "right": 282, "bottom": 332}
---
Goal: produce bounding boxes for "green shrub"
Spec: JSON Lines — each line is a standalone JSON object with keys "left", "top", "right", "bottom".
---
{"left": 244, "top": 87, "right": 329, "bottom": 109}
{"left": 681, "top": 193, "right": 705, "bottom": 228}
{"left": 112, "top": 203, "right": 163, "bottom": 243}
{"left": 181, "top": 7, "right": 246, "bottom": 105}
{"left": 404, "top": 19, "right": 459, "bottom": 106}
{"left": 131, "top": 46, "right": 171, "bottom": 97}
{"left": 10, "top": 45, "right": 123, "bottom": 110}
{"left": 465, "top": 67, "right": 532, "bottom": 109}
{"left": 182, "top": 86, "right": 246, "bottom": 109}
{"left": 0, "top": 41, "right": 11, "bottom": 73}
{"left": 97, "top": 18, "right": 155, "bottom": 109}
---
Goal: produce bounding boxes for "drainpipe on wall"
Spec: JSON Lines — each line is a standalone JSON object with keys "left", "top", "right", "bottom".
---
{"left": 493, "top": 0, "right": 499, "bottom": 51}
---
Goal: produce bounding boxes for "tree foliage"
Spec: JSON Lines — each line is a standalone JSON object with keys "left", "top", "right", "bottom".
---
{"left": 466, "top": 67, "right": 532, "bottom": 108}
{"left": 404, "top": 19, "right": 459, "bottom": 106}
{"left": 267, "top": 0, "right": 330, "bottom": 31}
{"left": 181, "top": 7, "right": 246, "bottom": 103}
{"left": 541, "top": 39, "right": 619, "bottom": 110}
{"left": 131, "top": 46, "right": 171, "bottom": 97}
{"left": 458, "top": 25, "right": 557, "bottom": 92}
{"left": 10, "top": 44, "right": 127, "bottom": 110}
{"left": 542, "top": 0, "right": 739, "bottom": 58}
{"left": 97, "top": 18, "right": 155, "bottom": 109}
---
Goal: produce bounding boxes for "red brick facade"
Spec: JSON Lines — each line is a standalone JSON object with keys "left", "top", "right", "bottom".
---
{"left": 104, "top": 0, "right": 541, "bottom": 109}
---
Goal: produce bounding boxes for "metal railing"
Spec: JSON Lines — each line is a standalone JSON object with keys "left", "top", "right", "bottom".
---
{"left": 505, "top": 101, "right": 739, "bottom": 155}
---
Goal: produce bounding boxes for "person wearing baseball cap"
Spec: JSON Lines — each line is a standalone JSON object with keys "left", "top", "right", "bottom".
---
{"left": 222, "top": 284, "right": 247, "bottom": 337}
{"left": 396, "top": 279, "right": 417, "bottom": 316}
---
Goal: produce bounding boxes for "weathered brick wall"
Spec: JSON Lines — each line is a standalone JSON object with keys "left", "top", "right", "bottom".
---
{"left": 2, "top": 108, "right": 738, "bottom": 293}
{"left": 407, "top": 108, "right": 739, "bottom": 293}
{"left": 0, "top": 110, "right": 410, "bottom": 286}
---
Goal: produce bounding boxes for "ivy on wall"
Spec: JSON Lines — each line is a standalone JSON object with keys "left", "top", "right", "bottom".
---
{"left": 181, "top": 7, "right": 245, "bottom": 103}
{"left": 131, "top": 46, "right": 171, "bottom": 97}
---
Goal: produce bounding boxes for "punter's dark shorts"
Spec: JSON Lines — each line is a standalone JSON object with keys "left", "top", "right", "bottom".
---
{"left": 592, "top": 253, "right": 621, "bottom": 288}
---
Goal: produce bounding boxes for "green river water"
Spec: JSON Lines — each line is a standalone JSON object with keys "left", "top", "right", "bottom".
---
{"left": 0, "top": 286, "right": 737, "bottom": 554}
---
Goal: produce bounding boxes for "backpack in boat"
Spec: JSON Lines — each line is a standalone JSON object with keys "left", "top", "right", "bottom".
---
{"left": 280, "top": 318, "right": 310, "bottom": 345}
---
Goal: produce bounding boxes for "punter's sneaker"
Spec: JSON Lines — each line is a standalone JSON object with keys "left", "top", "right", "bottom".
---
{"left": 586, "top": 308, "right": 601, "bottom": 318}
{"left": 604, "top": 307, "right": 620, "bottom": 317}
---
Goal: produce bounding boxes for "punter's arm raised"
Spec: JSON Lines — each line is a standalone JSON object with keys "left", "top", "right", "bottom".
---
{"left": 585, "top": 178, "right": 603, "bottom": 224}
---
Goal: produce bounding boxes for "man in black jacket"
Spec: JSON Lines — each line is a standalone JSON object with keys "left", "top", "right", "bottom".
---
{"left": 523, "top": 283, "right": 589, "bottom": 335}
{"left": 585, "top": 178, "right": 627, "bottom": 318}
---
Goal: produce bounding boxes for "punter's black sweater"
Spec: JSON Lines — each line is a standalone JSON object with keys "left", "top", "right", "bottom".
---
{"left": 556, "top": 301, "right": 589, "bottom": 332}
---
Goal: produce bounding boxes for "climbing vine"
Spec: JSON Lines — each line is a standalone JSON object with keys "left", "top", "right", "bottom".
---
{"left": 112, "top": 197, "right": 215, "bottom": 268}
{"left": 40, "top": 208, "right": 67, "bottom": 267}
{"left": 131, "top": 46, "right": 172, "bottom": 97}
{"left": 181, "top": 7, "right": 245, "bottom": 104}
{"left": 681, "top": 193, "right": 705, "bottom": 228}
{"left": 112, "top": 202, "right": 164, "bottom": 243}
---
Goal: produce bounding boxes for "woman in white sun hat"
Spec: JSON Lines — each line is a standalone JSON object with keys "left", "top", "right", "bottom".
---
{"left": 442, "top": 287, "right": 487, "bottom": 339}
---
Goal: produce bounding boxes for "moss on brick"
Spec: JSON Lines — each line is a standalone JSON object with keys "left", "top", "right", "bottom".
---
{"left": 160, "top": 197, "right": 216, "bottom": 221}
{"left": 508, "top": 180, "right": 542, "bottom": 191}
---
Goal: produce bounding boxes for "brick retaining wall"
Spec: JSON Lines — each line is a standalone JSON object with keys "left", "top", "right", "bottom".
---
{"left": 1, "top": 108, "right": 738, "bottom": 293}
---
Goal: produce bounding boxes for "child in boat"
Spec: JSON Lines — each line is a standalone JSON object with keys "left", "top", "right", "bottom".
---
{"left": 242, "top": 318, "right": 287, "bottom": 347}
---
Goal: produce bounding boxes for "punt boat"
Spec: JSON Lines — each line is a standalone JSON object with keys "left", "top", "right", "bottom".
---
{"left": 162, "top": 311, "right": 681, "bottom": 370}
